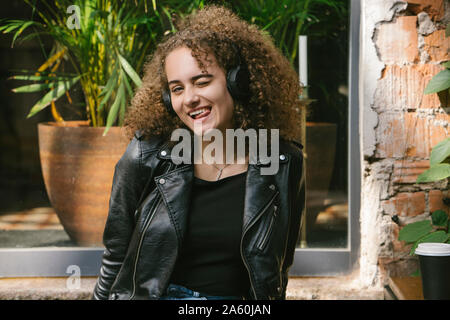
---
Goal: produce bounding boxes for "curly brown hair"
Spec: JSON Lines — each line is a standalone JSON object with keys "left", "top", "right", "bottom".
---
{"left": 124, "top": 4, "right": 305, "bottom": 144}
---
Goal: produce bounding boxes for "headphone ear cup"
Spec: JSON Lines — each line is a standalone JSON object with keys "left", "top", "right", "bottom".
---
{"left": 227, "top": 64, "right": 250, "bottom": 101}
{"left": 162, "top": 89, "right": 176, "bottom": 116}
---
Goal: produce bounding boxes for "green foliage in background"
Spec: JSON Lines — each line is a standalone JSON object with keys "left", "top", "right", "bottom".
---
{"left": 418, "top": 24, "right": 450, "bottom": 183}
{"left": 416, "top": 138, "right": 450, "bottom": 183}
{"left": 400, "top": 28, "right": 450, "bottom": 256}
{"left": 1, "top": 0, "right": 347, "bottom": 134}
{"left": 399, "top": 36, "right": 450, "bottom": 256}
{"left": 419, "top": 22, "right": 450, "bottom": 182}
{"left": 228, "top": 0, "right": 347, "bottom": 67}
{"left": 399, "top": 210, "right": 450, "bottom": 255}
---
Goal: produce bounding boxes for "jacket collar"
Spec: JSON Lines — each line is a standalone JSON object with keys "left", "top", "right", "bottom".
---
{"left": 155, "top": 139, "right": 291, "bottom": 167}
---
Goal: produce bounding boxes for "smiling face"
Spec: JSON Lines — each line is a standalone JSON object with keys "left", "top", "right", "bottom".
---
{"left": 164, "top": 46, "right": 235, "bottom": 136}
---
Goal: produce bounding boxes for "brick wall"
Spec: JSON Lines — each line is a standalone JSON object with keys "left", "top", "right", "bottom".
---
{"left": 360, "top": 0, "right": 449, "bottom": 288}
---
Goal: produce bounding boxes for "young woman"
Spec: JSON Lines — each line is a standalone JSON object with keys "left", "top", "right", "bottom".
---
{"left": 92, "top": 5, "right": 305, "bottom": 300}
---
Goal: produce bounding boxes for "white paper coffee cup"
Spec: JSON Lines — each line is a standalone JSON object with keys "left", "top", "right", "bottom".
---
{"left": 415, "top": 243, "right": 450, "bottom": 257}
{"left": 415, "top": 242, "right": 450, "bottom": 299}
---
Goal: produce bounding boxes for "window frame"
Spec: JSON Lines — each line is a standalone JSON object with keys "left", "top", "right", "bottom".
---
{"left": 0, "top": 0, "right": 360, "bottom": 278}
{"left": 290, "top": 0, "right": 360, "bottom": 276}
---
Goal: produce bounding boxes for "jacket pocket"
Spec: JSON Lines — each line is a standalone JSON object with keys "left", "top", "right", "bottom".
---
{"left": 256, "top": 201, "right": 279, "bottom": 252}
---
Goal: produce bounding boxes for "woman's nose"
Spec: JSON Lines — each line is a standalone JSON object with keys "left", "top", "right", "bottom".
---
{"left": 183, "top": 86, "right": 200, "bottom": 106}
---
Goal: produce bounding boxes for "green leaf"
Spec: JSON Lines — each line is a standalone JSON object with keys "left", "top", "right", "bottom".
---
{"left": 117, "top": 53, "right": 142, "bottom": 88}
{"left": 11, "top": 21, "right": 35, "bottom": 47}
{"left": 416, "top": 163, "right": 450, "bottom": 183}
{"left": 95, "top": 30, "right": 105, "bottom": 44}
{"left": 122, "top": 73, "right": 134, "bottom": 98}
{"left": 443, "top": 61, "right": 450, "bottom": 69}
{"left": 398, "top": 220, "right": 432, "bottom": 243}
{"left": 2, "top": 23, "right": 20, "bottom": 34}
{"left": 103, "top": 81, "right": 125, "bottom": 136}
{"left": 430, "top": 138, "right": 450, "bottom": 166}
{"left": 424, "top": 69, "right": 450, "bottom": 94}
{"left": 26, "top": 77, "right": 80, "bottom": 118}
{"left": 446, "top": 22, "right": 450, "bottom": 37}
{"left": 12, "top": 82, "right": 54, "bottom": 93}
{"left": 432, "top": 210, "right": 449, "bottom": 227}
{"left": 11, "top": 75, "right": 74, "bottom": 81}
{"left": 98, "top": 68, "right": 119, "bottom": 111}
{"left": 118, "top": 82, "right": 127, "bottom": 126}
{"left": 411, "top": 231, "right": 448, "bottom": 255}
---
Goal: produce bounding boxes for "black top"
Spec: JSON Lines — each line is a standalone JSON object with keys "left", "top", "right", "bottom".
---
{"left": 169, "top": 171, "right": 250, "bottom": 296}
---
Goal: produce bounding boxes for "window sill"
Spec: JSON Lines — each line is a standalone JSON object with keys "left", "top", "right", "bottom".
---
{"left": 0, "top": 275, "right": 384, "bottom": 300}
{"left": 286, "top": 275, "right": 384, "bottom": 300}
{"left": 0, "top": 277, "right": 97, "bottom": 300}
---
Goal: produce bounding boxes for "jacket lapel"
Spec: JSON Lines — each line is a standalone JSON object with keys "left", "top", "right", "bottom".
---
{"left": 154, "top": 164, "right": 194, "bottom": 245}
{"left": 243, "top": 164, "right": 278, "bottom": 231}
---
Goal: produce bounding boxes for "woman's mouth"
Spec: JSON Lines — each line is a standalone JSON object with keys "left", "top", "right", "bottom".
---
{"left": 188, "top": 106, "right": 212, "bottom": 120}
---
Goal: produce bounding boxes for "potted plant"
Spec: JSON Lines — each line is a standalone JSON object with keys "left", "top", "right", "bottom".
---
{"left": 0, "top": 0, "right": 160, "bottom": 246}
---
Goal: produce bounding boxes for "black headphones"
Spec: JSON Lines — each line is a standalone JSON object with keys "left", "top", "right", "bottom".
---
{"left": 162, "top": 45, "right": 250, "bottom": 116}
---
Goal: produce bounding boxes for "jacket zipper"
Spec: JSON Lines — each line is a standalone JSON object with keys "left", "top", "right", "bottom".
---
{"left": 240, "top": 190, "right": 279, "bottom": 299}
{"left": 128, "top": 162, "right": 174, "bottom": 299}
{"left": 129, "top": 194, "right": 162, "bottom": 300}
{"left": 256, "top": 207, "right": 276, "bottom": 251}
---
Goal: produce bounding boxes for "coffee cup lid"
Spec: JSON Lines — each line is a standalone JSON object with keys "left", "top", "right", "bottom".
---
{"left": 415, "top": 243, "right": 450, "bottom": 256}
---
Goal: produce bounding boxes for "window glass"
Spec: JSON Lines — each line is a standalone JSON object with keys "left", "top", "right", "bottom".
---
{"left": 297, "top": 2, "right": 350, "bottom": 249}
{"left": 0, "top": 1, "right": 354, "bottom": 276}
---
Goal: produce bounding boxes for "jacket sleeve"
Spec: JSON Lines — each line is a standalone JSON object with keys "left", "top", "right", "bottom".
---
{"left": 281, "top": 146, "right": 306, "bottom": 298}
{"left": 92, "top": 137, "right": 147, "bottom": 300}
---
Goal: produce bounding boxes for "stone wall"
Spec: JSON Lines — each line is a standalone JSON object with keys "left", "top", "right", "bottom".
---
{"left": 360, "top": 0, "right": 449, "bottom": 288}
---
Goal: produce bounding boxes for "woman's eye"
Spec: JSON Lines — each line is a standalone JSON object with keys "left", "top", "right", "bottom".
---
{"left": 196, "top": 81, "right": 209, "bottom": 86}
{"left": 171, "top": 87, "right": 182, "bottom": 93}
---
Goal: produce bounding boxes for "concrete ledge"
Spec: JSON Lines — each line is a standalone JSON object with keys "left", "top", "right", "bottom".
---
{"left": 0, "top": 277, "right": 97, "bottom": 300}
{"left": 287, "top": 276, "right": 384, "bottom": 300}
{"left": 0, "top": 275, "right": 384, "bottom": 300}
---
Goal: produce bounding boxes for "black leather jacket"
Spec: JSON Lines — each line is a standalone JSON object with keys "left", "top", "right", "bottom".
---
{"left": 92, "top": 132, "right": 305, "bottom": 300}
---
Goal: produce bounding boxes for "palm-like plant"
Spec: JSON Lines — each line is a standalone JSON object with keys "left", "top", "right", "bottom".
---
{"left": 229, "top": 0, "right": 348, "bottom": 67}
{"left": 1, "top": 0, "right": 160, "bottom": 134}
{"left": 1, "top": 0, "right": 347, "bottom": 134}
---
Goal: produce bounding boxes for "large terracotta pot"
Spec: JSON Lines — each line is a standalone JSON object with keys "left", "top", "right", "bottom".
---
{"left": 305, "top": 122, "right": 337, "bottom": 231}
{"left": 38, "top": 121, "right": 129, "bottom": 246}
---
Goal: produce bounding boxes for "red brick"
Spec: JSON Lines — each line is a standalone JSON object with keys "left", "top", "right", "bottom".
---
{"left": 376, "top": 16, "right": 419, "bottom": 64}
{"left": 429, "top": 190, "right": 450, "bottom": 215}
{"left": 407, "top": 0, "right": 445, "bottom": 21}
{"left": 424, "top": 30, "right": 450, "bottom": 62}
{"left": 419, "top": 64, "right": 447, "bottom": 109}
{"left": 376, "top": 112, "right": 449, "bottom": 158}
{"left": 430, "top": 114, "right": 450, "bottom": 147}
{"left": 393, "top": 159, "right": 430, "bottom": 184}
{"left": 382, "top": 192, "right": 426, "bottom": 217}
{"left": 376, "top": 64, "right": 443, "bottom": 110}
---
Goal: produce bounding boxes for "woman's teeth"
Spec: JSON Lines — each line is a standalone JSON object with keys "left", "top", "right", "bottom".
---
{"left": 189, "top": 107, "right": 211, "bottom": 119}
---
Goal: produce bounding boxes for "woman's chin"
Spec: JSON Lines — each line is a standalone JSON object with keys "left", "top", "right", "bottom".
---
{"left": 191, "top": 118, "right": 216, "bottom": 136}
